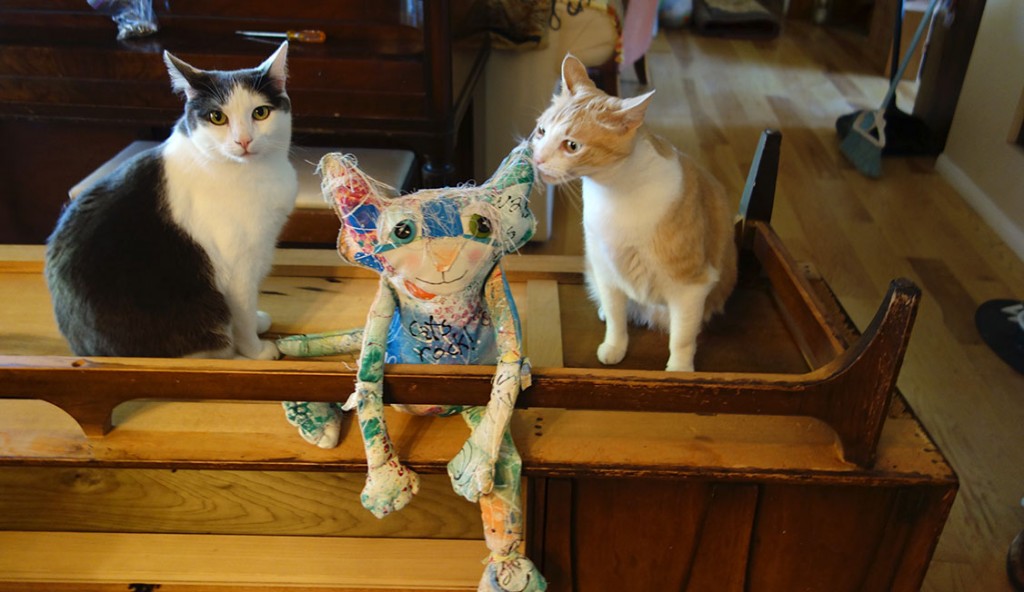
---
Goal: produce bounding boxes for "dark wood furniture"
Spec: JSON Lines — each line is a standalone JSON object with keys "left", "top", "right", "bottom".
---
{"left": 0, "top": 132, "right": 956, "bottom": 590}
{"left": 0, "top": 0, "right": 489, "bottom": 244}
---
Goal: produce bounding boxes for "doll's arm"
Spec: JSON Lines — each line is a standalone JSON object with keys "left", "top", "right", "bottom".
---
{"left": 448, "top": 263, "right": 528, "bottom": 502}
{"left": 276, "top": 328, "right": 364, "bottom": 358}
{"left": 346, "top": 280, "right": 420, "bottom": 518}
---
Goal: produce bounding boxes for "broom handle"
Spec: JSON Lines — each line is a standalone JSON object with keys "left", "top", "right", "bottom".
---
{"left": 879, "top": 0, "right": 941, "bottom": 110}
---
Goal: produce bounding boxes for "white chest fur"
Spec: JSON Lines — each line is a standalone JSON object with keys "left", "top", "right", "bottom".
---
{"left": 581, "top": 141, "right": 683, "bottom": 303}
{"left": 161, "top": 133, "right": 298, "bottom": 288}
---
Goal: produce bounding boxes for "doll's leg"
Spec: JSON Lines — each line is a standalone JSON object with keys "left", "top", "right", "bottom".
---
{"left": 347, "top": 379, "right": 420, "bottom": 518}
{"left": 462, "top": 408, "right": 546, "bottom": 592}
{"left": 277, "top": 328, "right": 364, "bottom": 448}
{"left": 449, "top": 358, "right": 521, "bottom": 502}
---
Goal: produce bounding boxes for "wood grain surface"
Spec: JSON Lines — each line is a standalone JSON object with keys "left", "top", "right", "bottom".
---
{"left": 523, "top": 22, "right": 1023, "bottom": 592}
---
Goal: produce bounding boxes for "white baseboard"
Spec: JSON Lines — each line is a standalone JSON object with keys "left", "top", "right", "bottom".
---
{"left": 935, "top": 154, "right": 1024, "bottom": 264}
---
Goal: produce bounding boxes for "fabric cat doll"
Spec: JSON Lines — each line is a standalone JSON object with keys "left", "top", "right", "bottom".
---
{"left": 45, "top": 42, "right": 297, "bottom": 359}
{"left": 276, "top": 143, "right": 546, "bottom": 592}
{"left": 531, "top": 54, "right": 737, "bottom": 372}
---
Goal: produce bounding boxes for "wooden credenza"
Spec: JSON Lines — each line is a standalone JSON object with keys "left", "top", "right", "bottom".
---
{"left": 0, "top": 133, "right": 957, "bottom": 591}
{"left": 0, "top": 0, "right": 489, "bottom": 243}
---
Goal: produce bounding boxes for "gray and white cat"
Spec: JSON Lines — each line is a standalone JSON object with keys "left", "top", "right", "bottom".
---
{"left": 45, "top": 42, "right": 298, "bottom": 359}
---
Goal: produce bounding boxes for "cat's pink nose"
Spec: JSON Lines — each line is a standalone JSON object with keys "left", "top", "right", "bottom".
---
{"left": 237, "top": 138, "right": 252, "bottom": 151}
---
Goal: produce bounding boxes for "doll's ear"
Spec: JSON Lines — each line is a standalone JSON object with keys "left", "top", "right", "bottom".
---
{"left": 318, "top": 153, "right": 386, "bottom": 222}
{"left": 487, "top": 142, "right": 536, "bottom": 191}
{"left": 318, "top": 153, "right": 388, "bottom": 272}
{"left": 483, "top": 143, "right": 538, "bottom": 251}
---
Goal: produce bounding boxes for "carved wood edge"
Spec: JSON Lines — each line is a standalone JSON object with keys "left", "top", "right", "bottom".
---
{"left": 0, "top": 129, "right": 921, "bottom": 468}
{"left": 0, "top": 276, "right": 920, "bottom": 467}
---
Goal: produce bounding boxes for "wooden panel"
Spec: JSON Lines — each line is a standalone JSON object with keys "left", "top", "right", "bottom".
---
{"left": 524, "top": 279, "right": 564, "bottom": 368}
{"left": 747, "top": 484, "right": 937, "bottom": 591}
{"left": 572, "top": 479, "right": 714, "bottom": 590}
{"left": 684, "top": 484, "right": 759, "bottom": 591}
{"left": 912, "top": 0, "right": 987, "bottom": 151}
{"left": 0, "top": 468, "right": 482, "bottom": 540}
{"left": 0, "top": 531, "right": 484, "bottom": 589}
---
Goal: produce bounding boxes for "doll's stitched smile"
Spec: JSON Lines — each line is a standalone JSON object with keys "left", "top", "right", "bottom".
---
{"left": 416, "top": 270, "right": 467, "bottom": 286}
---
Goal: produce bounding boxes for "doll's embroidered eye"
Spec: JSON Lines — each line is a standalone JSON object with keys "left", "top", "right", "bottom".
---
{"left": 208, "top": 111, "right": 228, "bottom": 125}
{"left": 252, "top": 106, "right": 272, "bottom": 120}
{"left": 391, "top": 219, "right": 417, "bottom": 244}
{"left": 469, "top": 214, "right": 492, "bottom": 238}
{"left": 564, "top": 140, "right": 579, "bottom": 153}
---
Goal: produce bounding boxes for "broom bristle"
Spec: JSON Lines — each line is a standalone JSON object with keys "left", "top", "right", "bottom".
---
{"left": 839, "top": 110, "right": 883, "bottom": 178}
{"left": 840, "top": 130, "right": 882, "bottom": 178}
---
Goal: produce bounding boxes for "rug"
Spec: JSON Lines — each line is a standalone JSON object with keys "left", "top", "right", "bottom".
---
{"left": 693, "top": 0, "right": 780, "bottom": 39}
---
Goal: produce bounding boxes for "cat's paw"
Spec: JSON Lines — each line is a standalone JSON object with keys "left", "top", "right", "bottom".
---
{"left": 596, "top": 340, "right": 627, "bottom": 366}
{"left": 236, "top": 339, "right": 280, "bottom": 360}
{"left": 665, "top": 357, "right": 695, "bottom": 372}
{"left": 255, "top": 339, "right": 281, "bottom": 360}
{"left": 666, "top": 346, "right": 696, "bottom": 372}
{"left": 479, "top": 552, "right": 548, "bottom": 592}
{"left": 448, "top": 436, "right": 496, "bottom": 502}
{"left": 256, "top": 310, "right": 273, "bottom": 334}
{"left": 361, "top": 459, "right": 420, "bottom": 518}
{"left": 282, "top": 401, "right": 342, "bottom": 448}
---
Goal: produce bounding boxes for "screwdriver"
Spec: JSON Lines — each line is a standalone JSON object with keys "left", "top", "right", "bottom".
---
{"left": 236, "top": 29, "right": 327, "bottom": 43}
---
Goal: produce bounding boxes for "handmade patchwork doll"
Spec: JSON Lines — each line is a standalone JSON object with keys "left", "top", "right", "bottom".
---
{"left": 277, "top": 143, "right": 546, "bottom": 592}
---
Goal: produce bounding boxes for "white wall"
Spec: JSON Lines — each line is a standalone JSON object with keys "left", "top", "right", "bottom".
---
{"left": 936, "top": 0, "right": 1024, "bottom": 262}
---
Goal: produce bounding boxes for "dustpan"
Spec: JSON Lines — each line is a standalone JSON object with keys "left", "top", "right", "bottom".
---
{"left": 835, "top": 0, "right": 938, "bottom": 157}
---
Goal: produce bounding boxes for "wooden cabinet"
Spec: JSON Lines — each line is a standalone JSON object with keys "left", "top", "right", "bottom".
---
{"left": 0, "top": 0, "right": 489, "bottom": 243}
{"left": 0, "top": 133, "right": 956, "bottom": 590}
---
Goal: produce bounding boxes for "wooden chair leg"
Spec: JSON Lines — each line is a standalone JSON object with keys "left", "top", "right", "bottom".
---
{"left": 633, "top": 55, "right": 649, "bottom": 86}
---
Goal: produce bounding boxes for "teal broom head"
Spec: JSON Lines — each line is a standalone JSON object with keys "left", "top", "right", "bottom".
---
{"left": 840, "top": 110, "right": 885, "bottom": 178}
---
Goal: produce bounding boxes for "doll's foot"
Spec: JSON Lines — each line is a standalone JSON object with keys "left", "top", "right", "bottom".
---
{"left": 282, "top": 401, "right": 342, "bottom": 448}
{"left": 361, "top": 458, "right": 420, "bottom": 518}
{"left": 478, "top": 551, "right": 547, "bottom": 592}
{"left": 448, "top": 435, "right": 496, "bottom": 503}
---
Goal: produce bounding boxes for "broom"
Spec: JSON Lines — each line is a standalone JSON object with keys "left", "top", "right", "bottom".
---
{"left": 839, "top": 0, "right": 940, "bottom": 178}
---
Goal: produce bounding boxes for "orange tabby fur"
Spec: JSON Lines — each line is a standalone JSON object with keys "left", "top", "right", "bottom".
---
{"left": 531, "top": 54, "right": 736, "bottom": 371}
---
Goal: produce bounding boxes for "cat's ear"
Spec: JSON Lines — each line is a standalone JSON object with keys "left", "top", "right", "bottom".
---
{"left": 257, "top": 41, "right": 289, "bottom": 93}
{"left": 163, "top": 51, "right": 203, "bottom": 100}
{"left": 560, "top": 53, "right": 595, "bottom": 96}
{"left": 616, "top": 89, "right": 656, "bottom": 131}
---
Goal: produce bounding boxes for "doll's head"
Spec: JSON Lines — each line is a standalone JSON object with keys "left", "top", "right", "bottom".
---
{"left": 319, "top": 144, "right": 537, "bottom": 300}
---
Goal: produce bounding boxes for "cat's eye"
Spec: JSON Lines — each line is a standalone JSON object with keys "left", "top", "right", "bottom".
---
{"left": 536, "top": 126, "right": 546, "bottom": 138}
{"left": 390, "top": 219, "right": 417, "bottom": 244}
{"left": 252, "top": 106, "right": 272, "bottom": 121}
{"left": 469, "top": 214, "right": 492, "bottom": 239}
{"left": 563, "top": 140, "right": 580, "bottom": 153}
{"left": 208, "top": 111, "right": 228, "bottom": 125}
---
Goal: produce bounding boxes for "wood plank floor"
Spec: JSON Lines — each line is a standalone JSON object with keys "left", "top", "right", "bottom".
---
{"left": 524, "top": 20, "right": 1024, "bottom": 592}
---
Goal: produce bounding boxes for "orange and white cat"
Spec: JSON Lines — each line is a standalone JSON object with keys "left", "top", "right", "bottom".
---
{"left": 531, "top": 54, "right": 737, "bottom": 372}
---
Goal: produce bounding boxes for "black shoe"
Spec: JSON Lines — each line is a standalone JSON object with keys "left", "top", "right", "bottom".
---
{"left": 976, "top": 300, "right": 1024, "bottom": 375}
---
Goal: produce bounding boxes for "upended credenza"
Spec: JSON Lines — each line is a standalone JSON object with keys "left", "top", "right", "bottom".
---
{"left": 0, "top": 132, "right": 956, "bottom": 591}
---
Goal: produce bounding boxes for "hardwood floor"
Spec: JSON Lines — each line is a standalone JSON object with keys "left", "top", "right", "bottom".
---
{"left": 526, "top": 21, "right": 1024, "bottom": 592}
